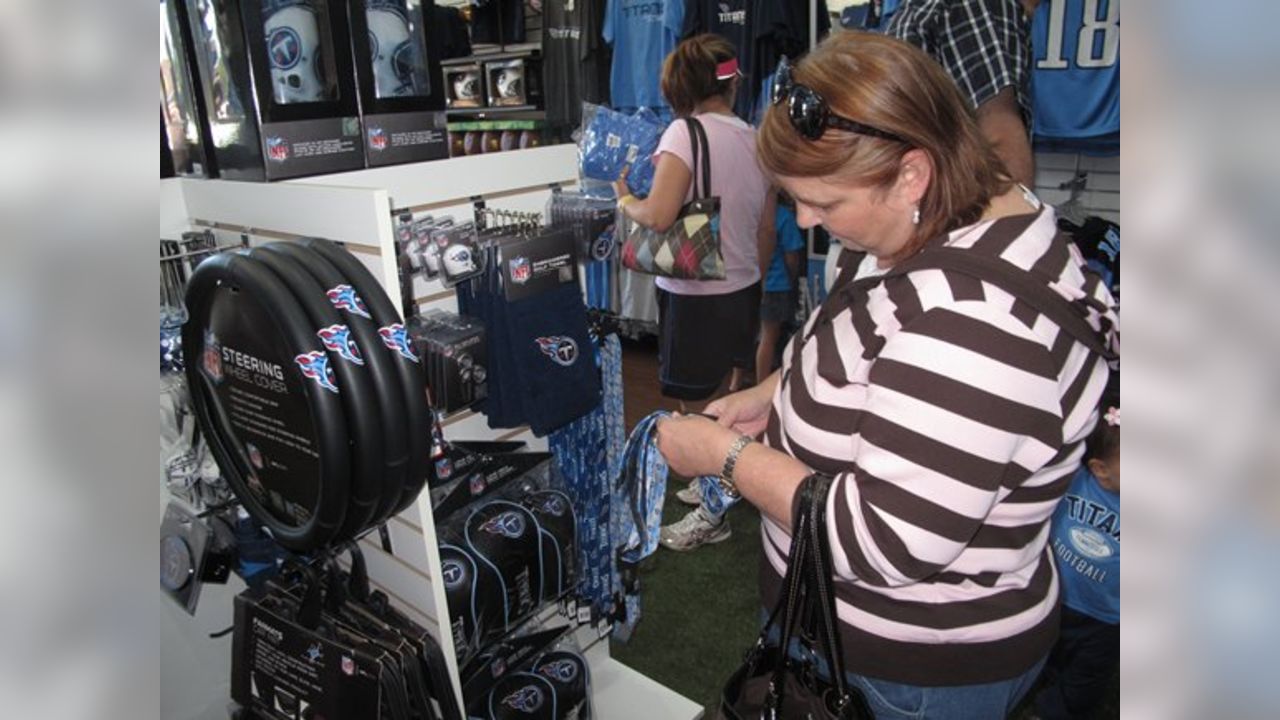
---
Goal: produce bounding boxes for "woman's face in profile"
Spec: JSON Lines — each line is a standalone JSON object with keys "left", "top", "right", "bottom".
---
{"left": 777, "top": 174, "right": 913, "bottom": 260}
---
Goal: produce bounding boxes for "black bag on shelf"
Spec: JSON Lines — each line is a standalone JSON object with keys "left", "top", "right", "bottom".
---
{"left": 718, "top": 473, "right": 873, "bottom": 720}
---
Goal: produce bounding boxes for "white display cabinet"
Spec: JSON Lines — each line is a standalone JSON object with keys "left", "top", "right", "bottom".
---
{"left": 159, "top": 145, "right": 703, "bottom": 719}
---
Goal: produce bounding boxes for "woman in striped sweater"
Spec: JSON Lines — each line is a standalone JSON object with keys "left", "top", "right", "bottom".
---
{"left": 655, "top": 32, "right": 1117, "bottom": 719}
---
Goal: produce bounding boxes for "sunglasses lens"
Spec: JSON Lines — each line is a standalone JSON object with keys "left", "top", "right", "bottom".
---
{"left": 788, "top": 86, "right": 826, "bottom": 140}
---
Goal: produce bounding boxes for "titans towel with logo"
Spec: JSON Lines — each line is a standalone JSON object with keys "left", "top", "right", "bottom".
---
{"left": 1031, "top": 0, "right": 1120, "bottom": 147}
{"left": 506, "top": 282, "right": 602, "bottom": 437}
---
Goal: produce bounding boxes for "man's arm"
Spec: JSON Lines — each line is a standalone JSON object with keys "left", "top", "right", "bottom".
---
{"left": 977, "top": 86, "right": 1035, "bottom": 186}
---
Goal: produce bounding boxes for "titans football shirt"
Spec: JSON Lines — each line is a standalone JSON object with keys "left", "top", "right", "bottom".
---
{"left": 1049, "top": 465, "right": 1120, "bottom": 623}
{"left": 1031, "top": 0, "right": 1120, "bottom": 148}
{"left": 603, "top": 0, "right": 684, "bottom": 111}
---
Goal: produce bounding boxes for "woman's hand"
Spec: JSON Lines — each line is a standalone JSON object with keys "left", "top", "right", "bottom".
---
{"left": 705, "top": 381, "right": 775, "bottom": 438}
{"left": 655, "top": 414, "right": 738, "bottom": 479}
{"left": 612, "top": 166, "right": 631, "bottom": 201}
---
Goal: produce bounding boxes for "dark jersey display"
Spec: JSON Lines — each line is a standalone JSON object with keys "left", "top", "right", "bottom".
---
{"left": 471, "top": 0, "right": 526, "bottom": 45}
{"left": 543, "top": 0, "right": 610, "bottom": 129}
{"left": 432, "top": 3, "right": 473, "bottom": 59}
{"left": 681, "top": 0, "right": 789, "bottom": 121}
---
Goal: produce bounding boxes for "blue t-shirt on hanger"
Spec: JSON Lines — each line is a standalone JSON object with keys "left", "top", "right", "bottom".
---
{"left": 603, "top": 0, "right": 684, "bottom": 111}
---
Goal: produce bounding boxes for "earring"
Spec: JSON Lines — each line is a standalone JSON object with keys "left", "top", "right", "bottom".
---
{"left": 911, "top": 207, "right": 921, "bottom": 225}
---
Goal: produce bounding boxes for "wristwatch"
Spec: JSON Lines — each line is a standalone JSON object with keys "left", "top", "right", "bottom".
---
{"left": 718, "top": 434, "right": 754, "bottom": 499}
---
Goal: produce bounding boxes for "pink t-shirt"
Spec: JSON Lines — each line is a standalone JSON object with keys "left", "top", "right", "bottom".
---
{"left": 652, "top": 112, "right": 770, "bottom": 296}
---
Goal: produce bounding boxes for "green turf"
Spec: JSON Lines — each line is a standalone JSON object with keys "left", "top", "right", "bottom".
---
{"left": 609, "top": 476, "right": 763, "bottom": 715}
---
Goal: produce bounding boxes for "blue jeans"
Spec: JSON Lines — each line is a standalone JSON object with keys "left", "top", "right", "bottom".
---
{"left": 765, "top": 611, "right": 1047, "bottom": 719}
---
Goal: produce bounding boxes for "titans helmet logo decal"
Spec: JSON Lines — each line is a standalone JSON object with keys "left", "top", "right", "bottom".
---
{"left": 501, "top": 685, "right": 544, "bottom": 713}
{"left": 325, "top": 284, "right": 372, "bottom": 319}
{"left": 535, "top": 336, "right": 578, "bottom": 367}
{"left": 540, "top": 494, "right": 568, "bottom": 517}
{"left": 479, "top": 511, "right": 526, "bottom": 539}
{"left": 267, "top": 26, "right": 302, "bottom": 70}
{"left": 316, "top": 324, "right": 363, "bottom": 365}
{"left": 538, "top": 659, "right": 579, "bottom": 683}
{"left": 378, "top": 323, "right": 419, "bottom": 363}
{"left": 294, "top": 351, "right": 339, "bottom": 393}
{"left": 441, "top": 559, "right": 465, "bottom": 588}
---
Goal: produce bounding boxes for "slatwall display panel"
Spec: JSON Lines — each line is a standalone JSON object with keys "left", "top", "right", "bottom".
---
{"left": 160, "top": 145, "right": 704, "bottom": 719}
{"left": 1034, "top": 152, "right": 1121, "bottom": 224}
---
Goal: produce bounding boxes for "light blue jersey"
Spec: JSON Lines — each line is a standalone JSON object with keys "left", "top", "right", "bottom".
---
{"left": 1031, "top": 0, "right": 1120, "bottom": 145}
{"left": 1050, "top": 465, "right": 1120, "bottom": 623}
{"left": 603, "top": 0, "right": 684, "bottom": 111}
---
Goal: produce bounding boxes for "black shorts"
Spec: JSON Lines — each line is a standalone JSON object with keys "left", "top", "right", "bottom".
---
{"left": 657, "top": 282, "right": 761, "bottom": 401}
{"left": 760, "top": 289, "right": 796, "bottom": 325}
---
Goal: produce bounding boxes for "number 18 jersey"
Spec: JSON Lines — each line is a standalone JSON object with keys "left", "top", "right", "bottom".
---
{"left": 1031, "top": 0, "right": 1119, "bottom": 142}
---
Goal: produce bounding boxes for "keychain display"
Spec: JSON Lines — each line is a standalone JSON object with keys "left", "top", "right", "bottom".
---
{"left": 408, "top": 310, "right": 487, "bottom": 414}
{"left": 393, "top": 210, "right": 485, "bottom": 287}
{"left": 546, "top": 190, "right": 617, "bottom": 264}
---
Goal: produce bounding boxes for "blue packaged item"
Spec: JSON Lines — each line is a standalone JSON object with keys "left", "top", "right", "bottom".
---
{"left": 579, "top": 104, "right": 666, "bottom": 197}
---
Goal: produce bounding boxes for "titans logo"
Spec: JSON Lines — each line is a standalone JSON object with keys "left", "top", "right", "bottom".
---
{"left": 316, "top": 324, "right": 364, "bottom": 365}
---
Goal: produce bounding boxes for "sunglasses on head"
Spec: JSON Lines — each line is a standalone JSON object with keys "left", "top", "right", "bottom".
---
{"left": 770, "top": 56, "right": 908, "bottom": 144}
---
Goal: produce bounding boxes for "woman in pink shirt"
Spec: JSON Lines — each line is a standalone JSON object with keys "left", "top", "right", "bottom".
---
{"left": 613, "top": 33, "right": 774, "bottom": 404}
{"left": 614, "top": 34, "right": 774, "bottom": 549}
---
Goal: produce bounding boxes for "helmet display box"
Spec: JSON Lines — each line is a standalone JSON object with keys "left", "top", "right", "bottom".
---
{"left": 346, "top": 0, "right": 449, "bottom": 167}
{"left": 182, "top": 0, "right": 366, "bottom": 181}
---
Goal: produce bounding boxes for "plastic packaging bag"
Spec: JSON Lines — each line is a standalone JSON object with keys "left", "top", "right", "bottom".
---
{"left": 577, "top": 102, "right": 666, "bottom": 197}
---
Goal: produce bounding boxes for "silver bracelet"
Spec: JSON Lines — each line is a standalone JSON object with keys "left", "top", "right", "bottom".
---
{"left": 718, "top": 434, "right": 754, "bottom": 499}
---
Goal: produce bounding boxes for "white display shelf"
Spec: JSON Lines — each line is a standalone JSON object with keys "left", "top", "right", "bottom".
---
{"left": 158, "top": 145, "right": 702, "bottom": 719}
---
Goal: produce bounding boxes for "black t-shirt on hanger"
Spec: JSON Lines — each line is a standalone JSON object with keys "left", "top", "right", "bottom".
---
{"left": 432, "top": 4, "right": 473, "bottom": 59}
{"left": 681, "top": 0, "right": 790, "bottom": 121}
{"left": 542, "top": 0, "right": 609, "bottom": 130}
{"left": 470, "top": 0, "right": 526, "bottom": 45}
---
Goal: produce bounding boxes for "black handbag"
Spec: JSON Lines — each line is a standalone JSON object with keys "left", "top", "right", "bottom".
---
{"left": 719, "top": 473, "right": 873, "bottom": 720}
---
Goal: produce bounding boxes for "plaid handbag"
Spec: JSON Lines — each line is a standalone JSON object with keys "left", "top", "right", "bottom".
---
{"left": 619, "top": 118, "right": 726, "bottom": 280}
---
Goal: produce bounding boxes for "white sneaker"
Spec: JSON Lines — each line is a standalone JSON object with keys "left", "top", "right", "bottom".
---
{"left": 675, "top": 480, "right": 701, "bottom": 506}
{"left": 660, "top": 507, "right": 730, "bottom": 551}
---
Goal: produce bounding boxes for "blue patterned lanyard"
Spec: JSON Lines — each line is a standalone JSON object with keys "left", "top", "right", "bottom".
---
{"left": 615, "top": 411, "right": 670, "bottom": 563}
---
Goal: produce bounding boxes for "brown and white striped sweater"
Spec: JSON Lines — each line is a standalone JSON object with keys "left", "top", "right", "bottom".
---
{"left": 761, "top": 205, "right": 1117, "bottom": 686}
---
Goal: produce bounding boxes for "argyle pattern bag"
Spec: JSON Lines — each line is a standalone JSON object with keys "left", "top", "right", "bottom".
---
{"left": 619, "top": 118, "right": 726, "bottom": 280}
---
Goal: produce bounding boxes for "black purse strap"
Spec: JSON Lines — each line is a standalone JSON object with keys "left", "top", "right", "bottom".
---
{"left": 685, "top": 117, "right": 712, "bottom": 201}
{"left": 805, "top": 473, "right": 859, "bottom": 711}
{"left": 765, "top": 474, "right": 818, "bottom": 709}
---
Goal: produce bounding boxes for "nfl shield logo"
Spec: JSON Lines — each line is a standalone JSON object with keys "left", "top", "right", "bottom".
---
{"left": 202, "top": 330, "right": 223, "bottom": 383}
{"left": 510, "top": 256, "right": 531, "bottom": 284}
{"left": 266, "top": 136, "right": 289, "bottom": 162}
{"left": 368, "top": 127, "right": 387, "bottom": 151}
